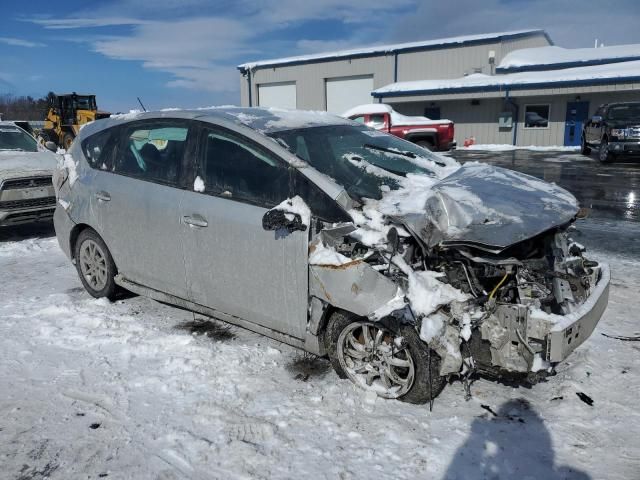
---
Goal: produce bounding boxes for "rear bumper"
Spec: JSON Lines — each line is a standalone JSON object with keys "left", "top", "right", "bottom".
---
{"left": 531, "top": 264, "right": 610, "bottom": 363}
{"left": 446, "top": 141, "right": 457, "bottom": 150}
{"left": 609, "top": 141, "right": 640, "bottom": 154}
{"left": 53, "top": 204, "right": 76, "bottom": 260}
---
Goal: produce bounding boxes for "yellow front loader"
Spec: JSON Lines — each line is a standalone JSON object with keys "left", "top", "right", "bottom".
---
{"left": 40, "top": 93, "right": 110, "bottom": 150}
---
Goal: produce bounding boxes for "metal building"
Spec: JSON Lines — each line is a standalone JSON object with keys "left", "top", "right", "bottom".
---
{"left": 238, "top": 30, "right": 640, "bottom": 147}
{"left": 237, "top": 30, "right": 550, "bottom": 112}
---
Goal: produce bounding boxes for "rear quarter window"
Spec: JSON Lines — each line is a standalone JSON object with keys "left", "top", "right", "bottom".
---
{"left": 82, "top": 128, "right": 116, "bottom": 170}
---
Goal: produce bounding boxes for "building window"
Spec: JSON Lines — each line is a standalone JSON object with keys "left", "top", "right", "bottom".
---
{"left": 524, "top": 105, "right": 550, "bottom": 128}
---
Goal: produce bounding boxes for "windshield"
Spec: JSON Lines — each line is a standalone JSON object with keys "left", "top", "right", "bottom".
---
{"left": 73, "top": 96, "right": 96, "bottom": 110}
{"left": 607, "top": 104, "right": 640, "bottom": 122}
{"left": 268, "top": 124, "right": 456, "bottom": 200}
{"left": 0, "top": 126, "right": 38, "bottom": 152}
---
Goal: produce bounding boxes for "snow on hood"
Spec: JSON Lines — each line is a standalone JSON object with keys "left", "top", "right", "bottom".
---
{"left": 0, "top": 150, "right": 58, "bottom": 177}
{"left": 403, "top": 163, "right": 578, "bottom": 250}
{"left": 349, "top": 162, "right": 578, "bottom": 251}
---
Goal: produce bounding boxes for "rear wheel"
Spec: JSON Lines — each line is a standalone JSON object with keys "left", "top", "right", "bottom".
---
{"left": 62, "top": 132, "right": 75, "bottom": 150}
{"left": 325, "top": 311, "right": 446, "bottom": 404}
{"left": 598, "top": 138, "right": 614, "bottom": 163}
{"left": 580, "top": 135, "right": 591, "bottom": 155}
{"left": 74, "top": 229, "right": 118, "bottom": 300}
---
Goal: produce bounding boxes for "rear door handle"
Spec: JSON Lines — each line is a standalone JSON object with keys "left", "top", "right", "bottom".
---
{"left": 95, "top": 191, "right": 111, "bottom": 202}
{"left": 183, "top": 215, "right": 208, "bottom": 228}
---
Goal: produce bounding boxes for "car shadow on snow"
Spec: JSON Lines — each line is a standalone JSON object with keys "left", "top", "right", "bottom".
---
{"left": 175, "top": 317, "right": 236, "bottom": 341}
{"left": 286, "top": 352, "right": 332, "bottom": 381}
{"left": 443, "top": 398, "right": 590, "bottom": 480}
{"left": 0, "top": 222, "right": 55, "bottom": 243}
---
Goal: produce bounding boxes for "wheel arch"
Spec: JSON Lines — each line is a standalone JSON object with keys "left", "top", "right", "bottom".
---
{"left": 69, "top": 224, "right": 117, "bottom": 271}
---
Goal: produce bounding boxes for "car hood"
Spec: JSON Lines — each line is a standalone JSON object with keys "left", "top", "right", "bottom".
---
{"left": 0, "top": 151, "right": 58, "bottom": 178}
{"left": 398, "top": 163, "right": 579, "bottom": 252}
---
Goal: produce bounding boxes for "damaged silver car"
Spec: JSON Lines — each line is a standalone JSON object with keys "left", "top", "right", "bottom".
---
{"left": 53, "top": 108, "right": 610, "bottom": 404}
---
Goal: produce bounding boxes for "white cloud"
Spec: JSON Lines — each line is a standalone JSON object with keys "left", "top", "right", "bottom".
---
{"left": 0, "top": 37, "right": 46, "bottom": 48}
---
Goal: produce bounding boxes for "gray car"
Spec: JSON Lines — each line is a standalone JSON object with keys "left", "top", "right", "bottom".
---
{"left": 0, "top": 122, "right": 58, "bottom": 227}
{"left": 53, "top": 108, "right": 610, "bottom": 403}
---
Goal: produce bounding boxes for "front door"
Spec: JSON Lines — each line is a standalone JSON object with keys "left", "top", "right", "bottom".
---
{"left": 181, "top": 125, "right": 309, "bottom": 339}
{"left": 564, "top": 101, "right": 590, "bottom": 146}
{"left": 90, "top": 119, "right": 194, "bottom": 299}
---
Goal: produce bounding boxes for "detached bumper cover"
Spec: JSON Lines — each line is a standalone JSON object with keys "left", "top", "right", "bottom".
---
{"left": 531, "top": 263, "right": 610, "bottom": 363}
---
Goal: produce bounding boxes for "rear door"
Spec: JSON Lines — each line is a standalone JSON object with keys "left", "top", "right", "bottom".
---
{"left": 87, "top": 119, "right": 194, "bottom": 299}
{"left": 180, "top": 124, "right": 309, "bottom": 338}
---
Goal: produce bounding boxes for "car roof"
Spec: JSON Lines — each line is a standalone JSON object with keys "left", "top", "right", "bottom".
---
{"left": 87, "top": 107, "right": 354, "bottom": 137}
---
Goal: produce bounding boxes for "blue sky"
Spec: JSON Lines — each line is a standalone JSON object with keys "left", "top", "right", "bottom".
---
{"left": 1, "top": 0, "right": 638, "bottom": 113}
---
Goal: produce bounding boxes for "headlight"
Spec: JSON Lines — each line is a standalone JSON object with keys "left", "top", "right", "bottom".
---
{"left": 611, "top": 129, "right": 627, "bottom": 138}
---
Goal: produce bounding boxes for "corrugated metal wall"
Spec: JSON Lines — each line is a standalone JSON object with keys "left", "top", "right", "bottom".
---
{"left": 396, "top": 35, "right": 548, "bottom": 81}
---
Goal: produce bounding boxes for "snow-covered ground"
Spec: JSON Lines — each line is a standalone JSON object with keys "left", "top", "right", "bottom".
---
{"left": 1, "top": 231, "right": 639, "bottom": 479}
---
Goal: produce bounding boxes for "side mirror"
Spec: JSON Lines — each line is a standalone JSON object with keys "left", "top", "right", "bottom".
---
{"left": 262, "top": 209, "right": 307, "bottom": 233}
{"left": 44, "top": 141, "right": 58, "bottom": 152}
{"left": 591, "top": 115, "right": 603, "bottom": 124}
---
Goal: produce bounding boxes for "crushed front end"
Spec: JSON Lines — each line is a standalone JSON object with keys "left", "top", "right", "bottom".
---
{"left": 310, "top": 220, "right": 610, "bottom": 383}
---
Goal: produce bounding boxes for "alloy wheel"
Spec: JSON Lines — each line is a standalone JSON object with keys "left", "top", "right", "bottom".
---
{"left": 78, "top": 239, "right": 108, "bottom": 291}
{"left": 337, "top": 322, "right": 415, "bottom": 398}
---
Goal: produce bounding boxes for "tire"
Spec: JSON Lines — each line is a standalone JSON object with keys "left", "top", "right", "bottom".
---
{"left": 62, "top": 132, "right": 75, "bottom": 151}
{"left": 324, "top": 311, "right": 446, "bottom": 404}
{"left": 74, "top": 228, "right": 118, "bottom": 300}
{"left": 416, "top": 139, "right": 435, "bottom": 151}
{"left": 598, "top": 138, "right": 615, "bottom": 163}
{"left": 580, "top": 135, "right": 591, "bottom": 155}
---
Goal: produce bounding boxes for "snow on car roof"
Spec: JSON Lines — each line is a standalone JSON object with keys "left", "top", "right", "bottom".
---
{"left": 498, "top": 44, "right": 640, "bottom": 72}
{"left": 79, "top": 107, "right": 353, "bottom": 138}
{"left": 373, "top": 60, "right": 640, "bottom": 97}
{"left": 238, "top": 30, "right": 546, "bottom": 70}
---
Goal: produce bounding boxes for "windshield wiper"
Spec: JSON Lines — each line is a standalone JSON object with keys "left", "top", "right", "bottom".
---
{"left": 363, "top": 143, "right": 446, "bottom": 167}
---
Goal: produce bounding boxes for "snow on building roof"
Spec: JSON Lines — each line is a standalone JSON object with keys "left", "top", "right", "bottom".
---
{"left": 238, "top": 30, "right": 548, "bottom": 70}
{"left": 373, "top": 60, "right": 640, "bottom": 98}
{"left": 498, "top": 44, "right": 640, "bottom": 72}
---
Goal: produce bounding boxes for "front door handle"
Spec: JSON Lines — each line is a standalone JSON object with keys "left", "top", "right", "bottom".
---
{"left": 95, "top": 191, "right": 111, "bottom": 202}
{"left": 183, "top": 215, "right": 208, "bottom": 228}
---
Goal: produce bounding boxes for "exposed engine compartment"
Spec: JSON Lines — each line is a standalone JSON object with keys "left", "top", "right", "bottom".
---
{"left": 313, "top": 220, "right": 603, "bottom": 381}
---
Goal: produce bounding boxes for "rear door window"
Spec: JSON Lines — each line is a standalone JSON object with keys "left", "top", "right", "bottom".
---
{"left": 113, "top": 120, "right": 191, "bottom": 187}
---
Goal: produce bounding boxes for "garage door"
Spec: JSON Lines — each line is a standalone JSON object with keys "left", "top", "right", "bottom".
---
{"left": 325, "top": 75, "right": 374, "bottom": 114}
{"left": 258, "top": 82, "right": 297, "bottom": 109}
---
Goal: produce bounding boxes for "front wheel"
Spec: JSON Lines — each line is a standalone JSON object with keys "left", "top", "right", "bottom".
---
{"left": 74, "top": 229, "right": 118, "bottom": 300}
{"left": 580, "top": 135, "right": 591, "bottom": 155}
{"left": 598, "top": 139, "right": 614, "bottom": 163}
{"left": 324, "top": 311, "right": 446, "bottom": 404}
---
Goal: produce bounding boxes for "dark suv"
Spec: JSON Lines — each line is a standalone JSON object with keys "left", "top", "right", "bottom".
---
{"left": 582, "top": 102, "right": 640, "bottom": 162}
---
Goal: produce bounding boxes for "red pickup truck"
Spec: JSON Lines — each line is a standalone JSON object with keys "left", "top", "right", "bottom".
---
{"left": 342, "top": 104, "right": 456, "bottom": 151}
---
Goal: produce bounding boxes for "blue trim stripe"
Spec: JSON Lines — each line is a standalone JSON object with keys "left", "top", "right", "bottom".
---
{"left": 372, "top": 75, "right": 640, "bottom": 98}
{"left": 496, "top": 56, "right": 640, "bottom": 73}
